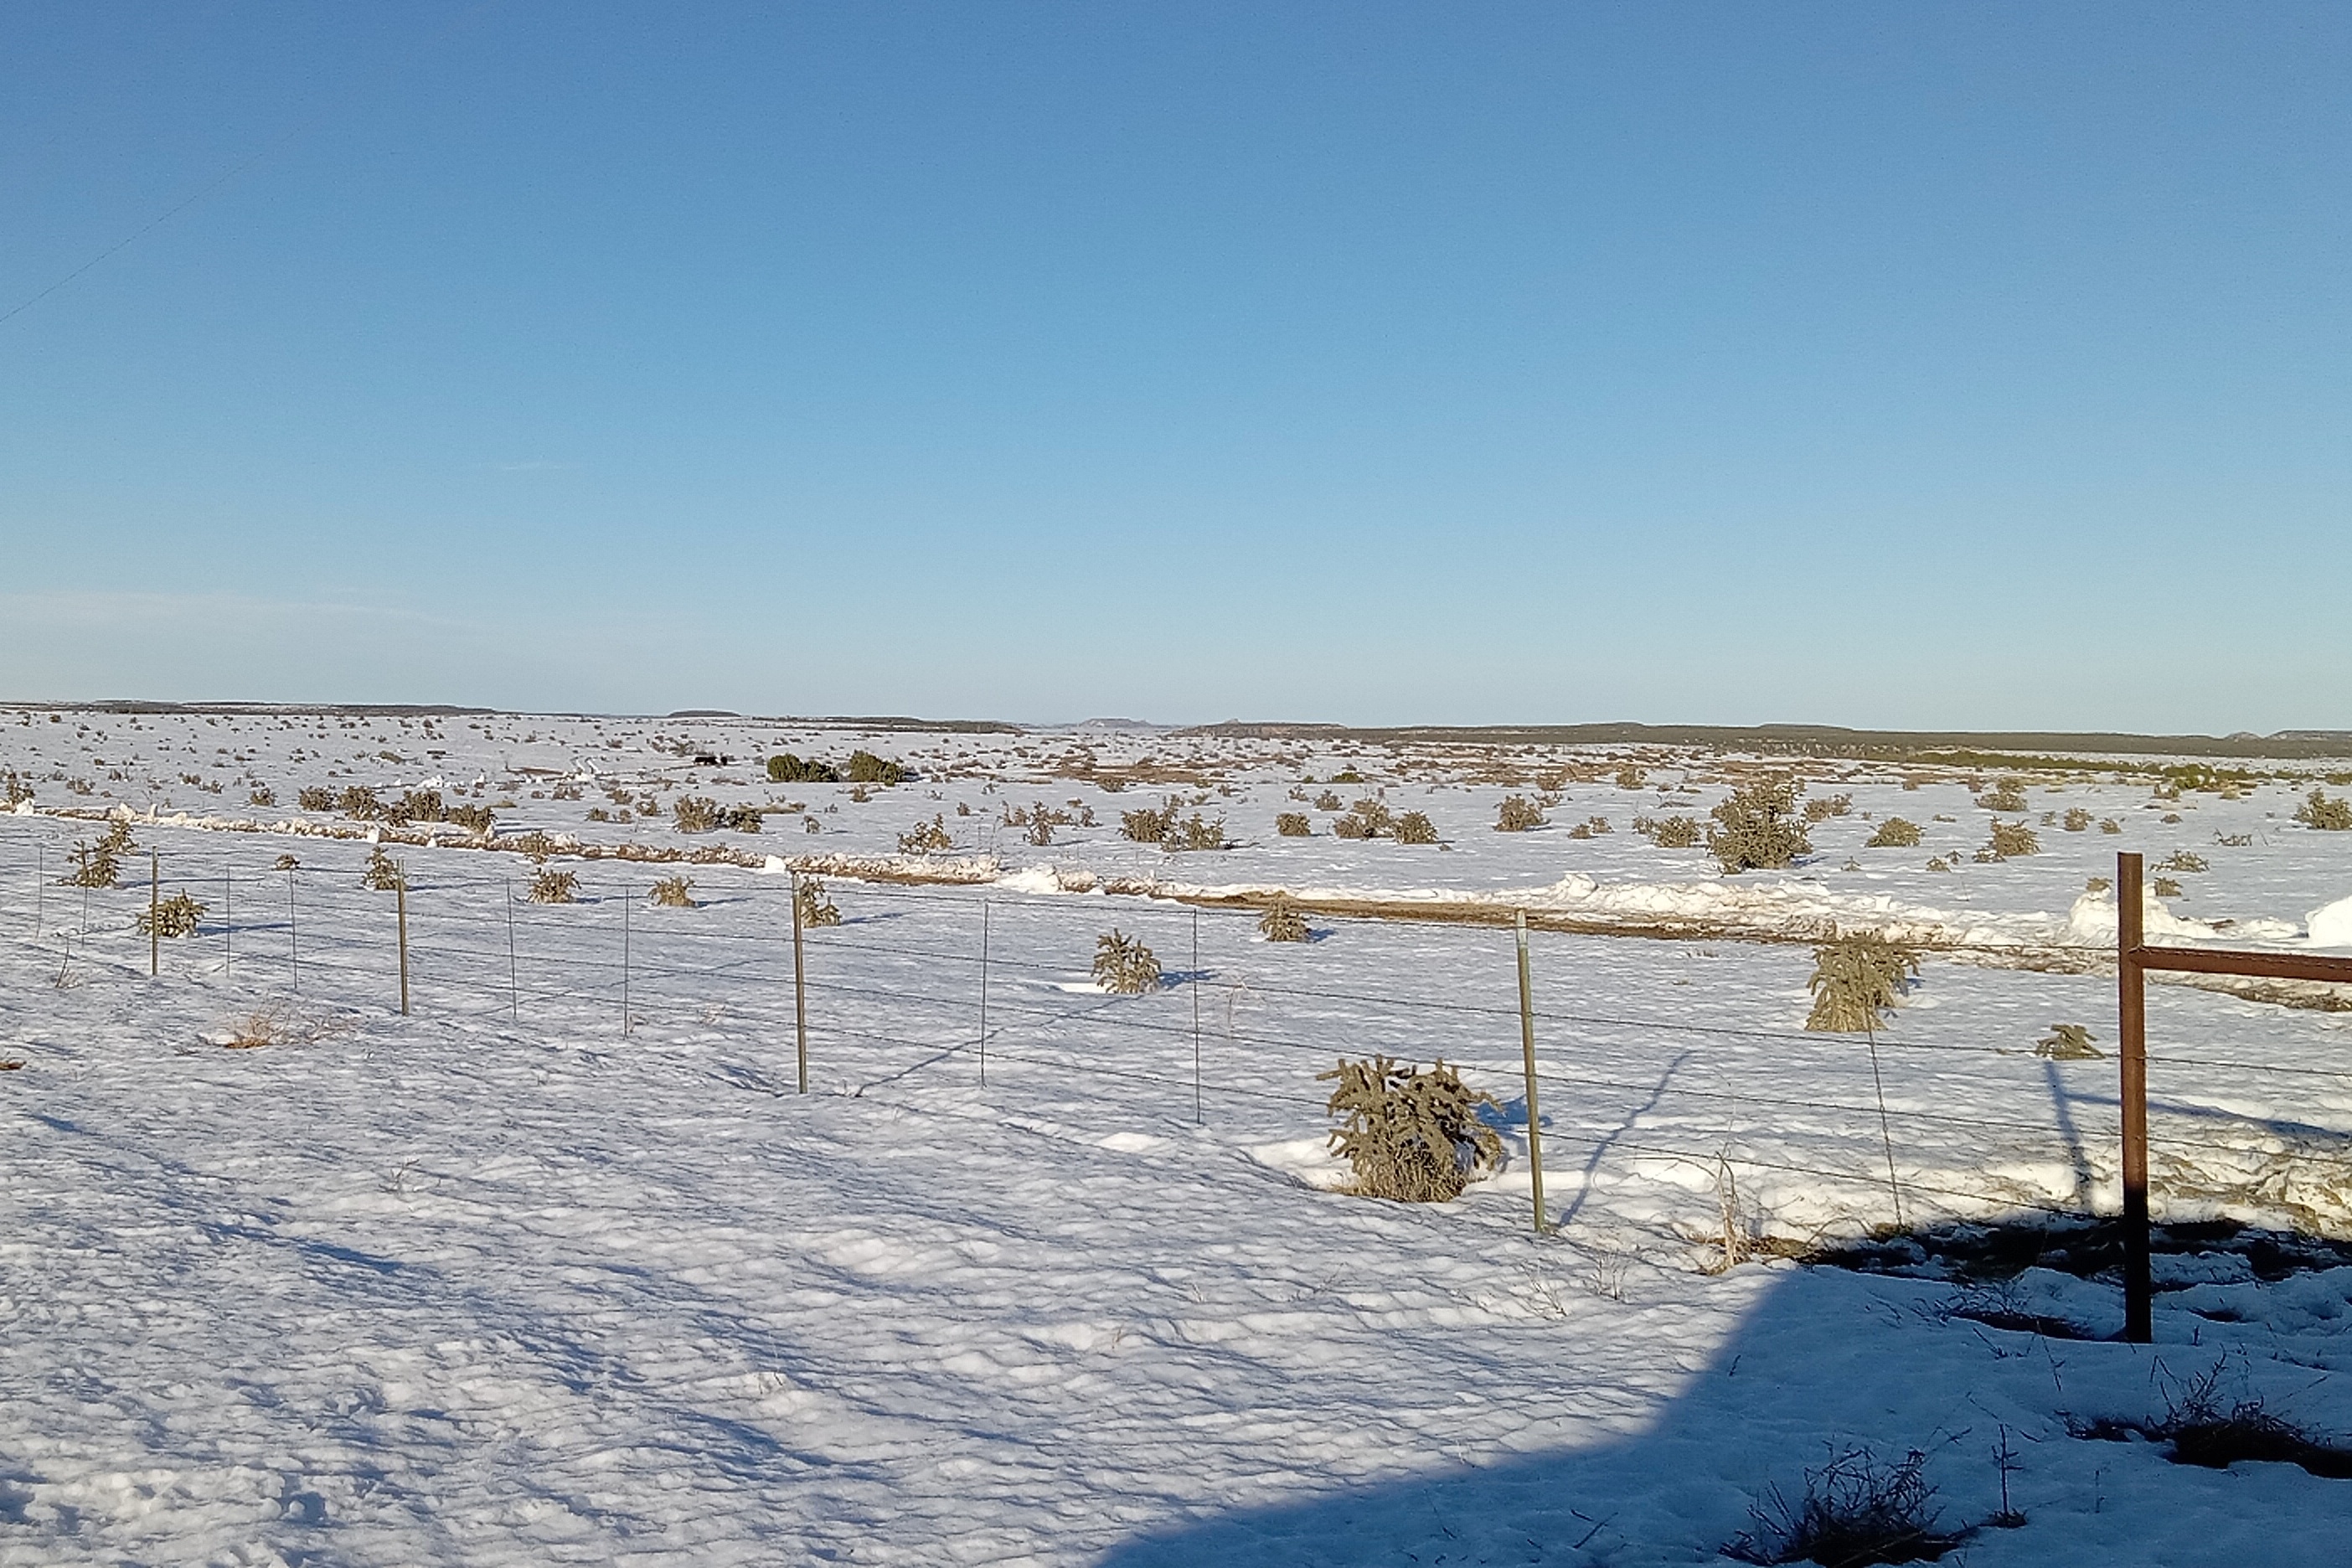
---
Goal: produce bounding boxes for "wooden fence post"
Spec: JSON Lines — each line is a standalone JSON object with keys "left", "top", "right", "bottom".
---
{"left": 2117, "top": 850, "right": 2150, "bottom": 1343}
{"left": 792, "top": 873, "right": 808, "bottom": 1094}
{"left": 1515, "top": 910, "right": 1548, "bottom": 1235}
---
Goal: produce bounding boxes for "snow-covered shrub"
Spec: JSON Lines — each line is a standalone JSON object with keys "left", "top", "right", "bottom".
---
{"left": 1495, "top": 796, "right": 1546, "bottom": 833}
{"left": 1395, "top": 810, "right": 1438, "bottom": 844}
{"left": 796, "top": 879, "right": 841, "bottom": 927}
{"left": 245, "top": 786, "right": 274, "bottom": 807}
{"left": 1093, "top": 929, "right": 1161, "bottom": 993}
{"left": 2153, "top": 875, "right": 2184, "bottom": 899}
{"left": 1258, "top": 897, "right": 1309, "bottom": 942}
{"left": 527, "top": 868, "right": 578, "bottom": 904}
{"left": 649, "top": 874, "right": 696, "bottom": 908}
{"left": 1, "top": 769, "right": 31, "bottom": 807}
{"left": 1865, "top": 818, "right": 1922, "bottom": 848}
{"left": 1275, "top": 812, "right": 1312, "bottom": 837}
{"left": 1313, "top": 790, "right": 1344, "bottom": 812}
{"left": 1318, "top": 1055, "right": 1501, "bottom": 1203}
{"left": 1804, "top": 931, "right": 1917, "bottom": 1032}
{"left": 362, "top": 846, "right": 402, "bottom": 891}
{"left": 898, "top": 815, "right": 953, "bottom": 854}
{"left": 1707, "top": 776, "right": 1810, "bottom": 873}
{"left": 2296, "top": 789, "right": 2352, "bottom": 830}
{"left": 2099, "top": 818, "right": 2122, "bottom": 834}
{"left": 137, "top": 891, "right": 206, "bottom": 939}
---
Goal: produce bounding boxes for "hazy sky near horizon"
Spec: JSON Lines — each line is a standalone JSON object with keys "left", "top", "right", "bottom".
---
{"left": 3, "top": 3, "right": 2346, "bottom": 730}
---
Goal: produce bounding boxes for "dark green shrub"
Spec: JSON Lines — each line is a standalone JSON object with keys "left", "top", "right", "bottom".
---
{"left": 767, "top": 753, "right": 842, "bottom": 784}
{"left": 845, "top": 750, "right": 909, "bottom": 785}
{"left": 1707, "top": 776, "right": 1810, "bottom": 873}
{"left": 1318, "top": 1055, "right": 1501, "bottom": 1203}
{"left": 1395, "top": 810, "right": 1438, "bottom": 844}
{"left": 1865, "top": 818, "right": 1922, "bottom": 848}
{"left": 1093, "top": 929, "right": 1162, "bottom": 993}
{"left": 1275, "top": 812, "right": 1313, "bottom": 837}
{"left": 1640, "top": 815, "right": 1702, "bottom": 848}
{"left": 721, "top": 805, "right": 763, "bottom": 833}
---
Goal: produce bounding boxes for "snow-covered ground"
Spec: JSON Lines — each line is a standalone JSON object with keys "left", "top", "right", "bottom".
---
{"left": 6, "top": 708, "right": 2352, "bottom": 1564}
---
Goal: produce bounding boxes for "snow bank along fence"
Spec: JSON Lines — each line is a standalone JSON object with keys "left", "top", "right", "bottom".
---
{"left": 13, "top": 825, "right": 2352, "bottom": 1312}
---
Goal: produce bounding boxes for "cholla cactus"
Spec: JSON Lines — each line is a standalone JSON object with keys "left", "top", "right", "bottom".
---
{"left": 1258, "top": 897, "right": 1310, "bottom": 943}
{"left": 1318, "top": 1055, "right": 1501, "bottom": 1203}
{"left": 1092, "top": 929, "right": 1161, "bottom": 993}
{"left": 1804, "top": 930, "right": 1918, "bottom": 1032}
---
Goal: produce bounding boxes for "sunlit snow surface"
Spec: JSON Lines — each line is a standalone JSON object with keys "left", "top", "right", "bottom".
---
{"left": 4, "top": 709, "right": 2352, "bottom": 1564}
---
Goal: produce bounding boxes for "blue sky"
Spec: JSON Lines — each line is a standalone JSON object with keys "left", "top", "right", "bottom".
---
{"left": 3, "top": 3, "right": 2345, "bottom": 730}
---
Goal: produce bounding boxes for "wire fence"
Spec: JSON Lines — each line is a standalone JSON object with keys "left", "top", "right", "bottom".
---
{"left": 8, "top": 820, "right": 2352, "bottom": 1246}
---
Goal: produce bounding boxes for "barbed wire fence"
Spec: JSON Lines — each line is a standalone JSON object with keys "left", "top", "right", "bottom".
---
{"left": 7, "top": 818, "right": 2351, "bottom": 1264}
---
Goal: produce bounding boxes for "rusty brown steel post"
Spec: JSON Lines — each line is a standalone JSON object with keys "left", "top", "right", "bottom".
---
{"left": 2117, "top": 851, "right": 2150, "bottom": 1343}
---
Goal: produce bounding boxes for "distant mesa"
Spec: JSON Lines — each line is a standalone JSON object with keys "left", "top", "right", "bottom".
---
{"left": 667, "top": 709, "right": 740, "bottom": 719}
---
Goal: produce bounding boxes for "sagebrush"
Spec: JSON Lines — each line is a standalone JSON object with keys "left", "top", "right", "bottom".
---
{"left": 1865, "top": 818, "right": 1922, "bottom": 848}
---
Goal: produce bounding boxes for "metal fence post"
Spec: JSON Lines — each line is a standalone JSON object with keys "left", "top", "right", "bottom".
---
{"left": 978, "top": 899, "right": 991, "bottom": 1087}
{"left": 791, "top": 873, "right": 808, "bottom": 1094}
{"left": 1514, "top": 910, "right": 1548, "bottom": 1235}
{"left": 2117, "top": 850, "right": 2151, "bottom": 1343}
{"left": 149, "top": 851, "right": 159, "bottom": 977}
{"left": 396, "top": 864, "right": 411, "bottom": 1017}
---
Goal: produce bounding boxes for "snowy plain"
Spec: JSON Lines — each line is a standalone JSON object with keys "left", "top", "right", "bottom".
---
{"left": 6, "top": 706, "right": 2352, "bottom": 1565}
